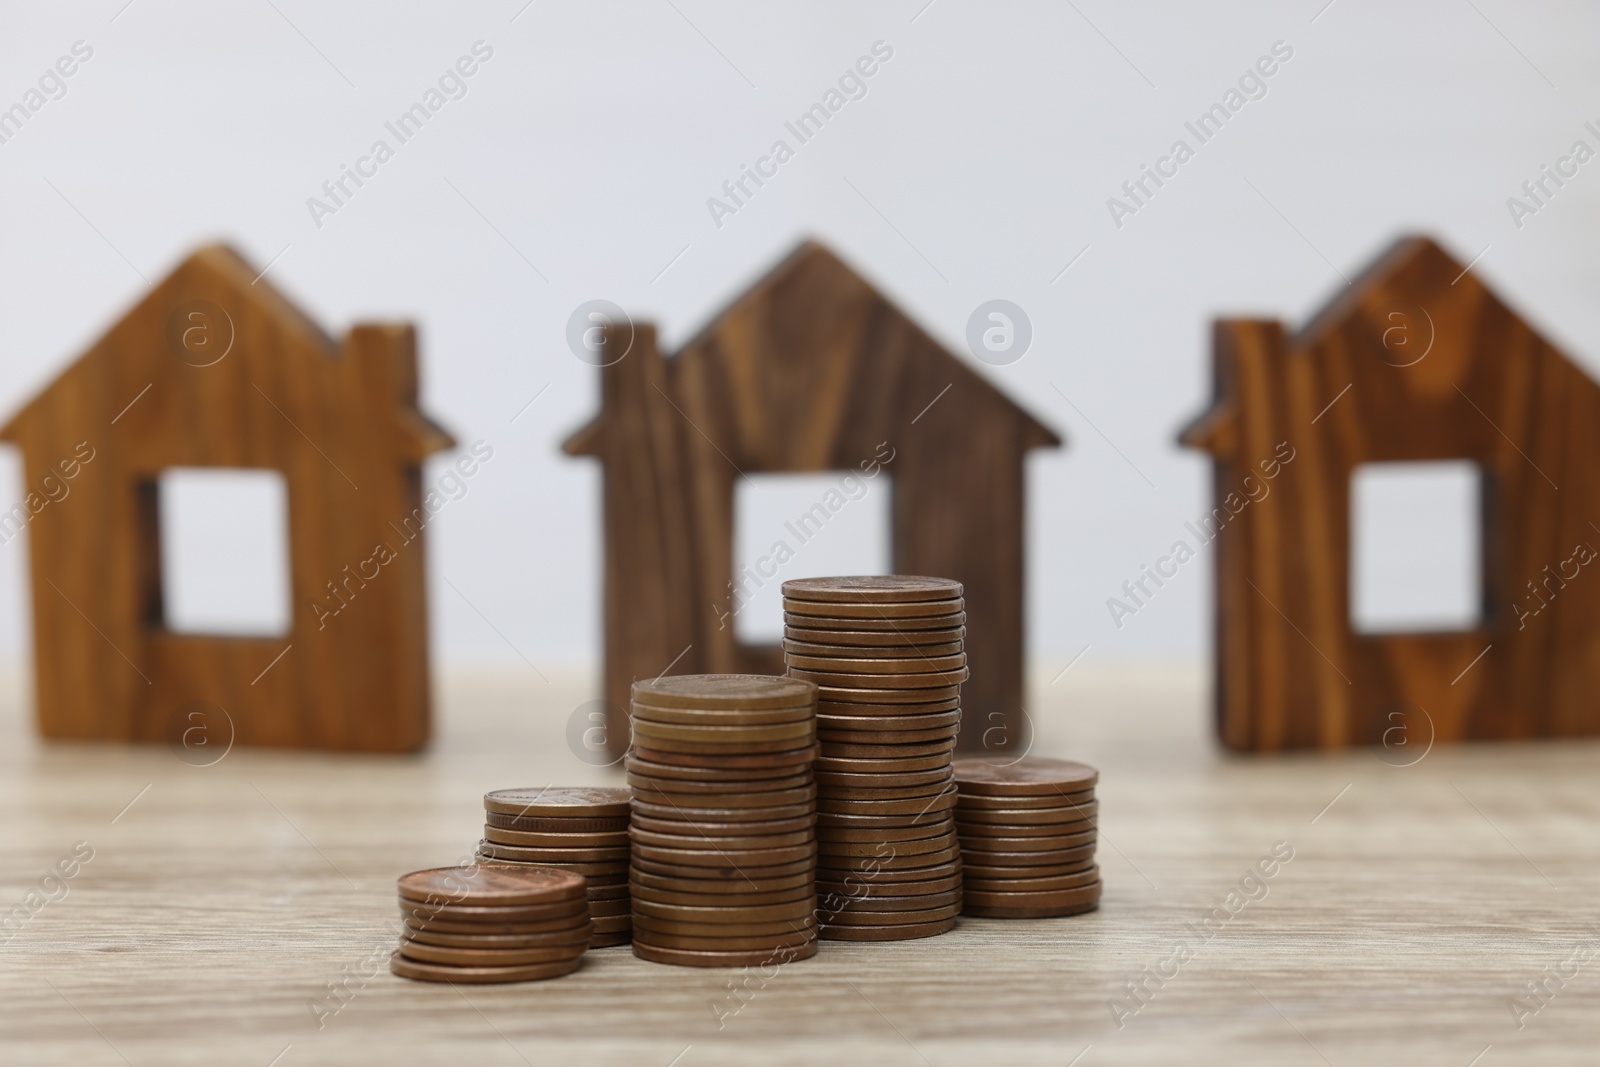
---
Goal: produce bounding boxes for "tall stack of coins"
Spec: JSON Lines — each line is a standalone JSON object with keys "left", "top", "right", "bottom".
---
{"left": 952, "top": 757, "right": 1101, "bottom": 917}
{"left": 391, "top": 865, "right": 592, "bottom": 983}
{"left": 476, "top": 787, "right": 632, "bottom": 946}
{"left": 627, "top": 675, "right": 820, "bottom": 968}
{"left": 781, "top": 576, "right": 967, "bottom": 941}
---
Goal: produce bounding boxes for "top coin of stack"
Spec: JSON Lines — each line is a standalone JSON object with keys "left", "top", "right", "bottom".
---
{"left": 952, "top": 757, "right": 1101, "bottom": 918}
{"left": 477, "top": 787, "right": 633, "bottom": 946}
{"left": 627, "top": 674, "right": 821, "bottom": 968}
{"left": 781, "top": 576, "right": 967, "bottom": 942}
{"left": 392, "top": 865, "right": 592, "bottom": 983}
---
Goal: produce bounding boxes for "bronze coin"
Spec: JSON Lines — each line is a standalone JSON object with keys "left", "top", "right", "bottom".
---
{"left": 628, "top": 731, "right": 817, "bottom": 755}
{"left": 590, "top": 898, "right": 632, "bottom": 918}
{"left": 783, "top": 595, "right": 964, "bottom": 619}
{"left": 629, "top": 743, "right": 818, "bottom": 770}
{"left": 626, "top": 754, "right": 813, "bottom": 783}
{"left": 959, "top": 852, "right": 1098, "bottom": 877}
{"left": 631, "top": 812, "right": 815, "bottom": 837}
{"left": 951, "top": 757, "right": 1099, "bottom": 796}
{"left": 784, "top": 611, "right": 966, "bottom": 632}
{"left": 818, "top": 918, "right": 956, "bottom": 941}
{"left": 815, "top": 754, "right": 952, "bottom": 775}
{"left": 818, "top": 700, "right": 961, "bottom": 720}
{"left": 484, "top": 812, "right": 632, "bottom": 833}
{"left": 817, "top": 834, "right": 952, "bottom": 858}
{"left": 819, "top": 738, "right": 956, "bottom": 759}
{"left": 632, "top": 916, "right": 816, "bottom": 941}
{"left": 402, "top": 924, "right": 591, "bottom": 953}
{"left": 813, "top": 684, "right": 963, "bottom": 705}
{"left": 632, "top": 882, "right": 814, "bottom": 908}
{"left": 627, "top": 768, "right": 812, "bottom": 794}
{"left": 591, "top": 915, "right": 633, "bottom": 935}
{"left": 631, "top": 798, "right": 815, "bottom": 824}
{"left": 790, "top": 666, "right": 969, "bottom": 689}
{"left": 630, "top": 867, "right": 814, "bottom": 895}
{"left": 630, "top": 826, "right": 814, "bottom": 851}
{"left": 785, "top": 652, "right": 968, "bottom": 674}
{"left": 823, "top": 899, "right": 962, "bottom": 926}
{"left": 397, "top": 865, "right": 586, "bottom": 907}
{"left": 819, "top": 708, "right": 963, "bottom": 731}
{"left": 482, "top": 787, "right": 631, "bottom": 818}
{"left": 955, "top": 788, "right": 1094, "bottom": 811}
{"left": 474, "top": 852, "right": 627, "bottom": 879}
{"left": 631, "top": 715, "right": 814, "bottom": 739}
{"left": 957, "top": 818, "right": 1096, "bottom": 838}
{"left": 390, "top": 952, "right": 582, "bottom": 983}
{"left": 964, "top": 866, "right": 1099, "bottom": 893}
{"left": 817, "top": 786, "right": 958, "bottom": 812}
{"left": 481, "top": 826, "right": 631, "bottom": 848}
{"left": 781, "top": 576, "right": 964, "bottom": 603}
{"left": 633, "top": 897, "right": 817, "bottom": 923}
{"left": 631, "top": 938, "right": 819, "bottom": 966}
{"left": 962, "top": 882, "right": 1103, "bottom": 910}
{"left": 954, "top": 799, "right": 1099, "bottom": 826}
{"left": 401, "top": 927, "right": 594, "bottom": 952}
{"left": 813, "top": 820, "right": 952, "bottom": 843}
{"left": 816, "top": 807, "right": 955, "bottom": 829}
{"left": 631, "top": 674, "right": 817, "bottom": 710}
{"left": 400, "top": 897, "right": 589, "bottom": 926}
{"left": 630, "top": 841, "right": 816, "bottom": 867}
{"left": 631, "top": 704, "right": 816, "bottom": 726}
{"left": 817, "top": 872, "right": 964, "bottom": 899}
{"left": 402, "top": 916, "right": 587, "bottom": 938}
{"left": 789, "top": 626, "right": 967, "bottom": 649}
{"left": 871, "top": 845, "right": 961, "bottom": 870}
{"left": 818, "top": 887, "right": 963, "bottom": 914}
{"left": 818, "top": 779, "right": 955, "bottom": 803}
{"left": 630, "top": 784, "right": 817, "bottom": 810}
{"left": 475, "top": 840, "right": 629, "bottom": 864}
{"left": 964, "top": 899, "right": 1099, "bottom": 919}
{"left": 630, "top": 853, "right": 817, "bottom": 881}
{"left": 959, "top": 830, "right": 1097, "bottom": 853}
{"left": 818, "top": 726, "right": 960, "bottom": 747}
{"left": 785, "top": 638, "right": 965, "bottom": 659}
{"left": 816, "top": 767, "right": 954, "bottom": 789}
{"left": 588, "top": 882, "right": 631, "bottom": 900}
{"left": 589, "top": 931, "right": 633, "bottom": 948}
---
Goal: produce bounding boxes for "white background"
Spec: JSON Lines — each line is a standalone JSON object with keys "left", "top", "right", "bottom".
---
{"left": 1, "top": 1, "right": 1597, "bottom": 677}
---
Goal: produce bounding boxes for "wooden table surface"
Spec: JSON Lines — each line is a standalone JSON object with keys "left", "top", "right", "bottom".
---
{"left": 2, "top": 663, "right": 1596, "bottom": 1065}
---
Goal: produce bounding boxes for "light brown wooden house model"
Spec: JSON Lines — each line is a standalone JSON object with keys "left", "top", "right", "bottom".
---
{"left": 1181, "top": 235, "right": 1600, "bottom": 751}
{"left": 563, "top": 241, "right": 1062, "bottom": 756}
{"left": 0, "top": 245, "right": 453, "bottom": 752}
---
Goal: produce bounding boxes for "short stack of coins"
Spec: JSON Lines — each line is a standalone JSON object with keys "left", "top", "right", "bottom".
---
{"left": 952, "top": 757, "right": 1101, "bottom": 917}
{"left": 476, "top": 787, "right": 633, "bottom": 946}
{"left": 781, "top": 575, "right": 967, "bottom": 941}
{"left": 391, "top": 865, "right": 592, "bottom": 983}
{"left": 626, "top": 674, "right": 821, "bottom": 968}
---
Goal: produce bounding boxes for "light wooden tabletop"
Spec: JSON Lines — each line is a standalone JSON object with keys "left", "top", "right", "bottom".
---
{"left": 2, "top": 664, "right": 1595, "bottom": 1065}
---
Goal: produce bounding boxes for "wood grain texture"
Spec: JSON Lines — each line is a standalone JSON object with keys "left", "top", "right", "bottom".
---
{"left": 2, "top": 664, "right": 1596, "bottom": 1065}
{"left": 564, "top": 242, "right": 1061, "bottom": 755}
{"left": 1180, "top": 235, "right": 1600, "bottom": 751}
{"left": 0, "top": 246, "right": 454, "bottom": 752}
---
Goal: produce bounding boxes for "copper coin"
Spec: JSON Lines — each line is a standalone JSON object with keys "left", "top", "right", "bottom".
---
{"left": 631, "top": 938, "right": 819, "bottom": 966}
{"left": 626, "top": 754, "right": 813, "bottom": 783}
{"left": 960, "top": 853, "right": 1098, "bottom": 877}
{"left": 590, "top": 899, "right": 632, "bottom": 918}
{"left": 819, "top": 918, "right": 956, "bottom": 941}
{"left": 871, "top": 845, "right": 961, "bottom": 870}
{"left": 819, "top": 738, "right": 956, "bottom": 759}
{"left": 400, "top": 897, "right": 589, "bottom": 925}
{"left": 964, "top": 899, "right": 1099, "bottom": 919}
{"left": 630, "top": 826, "right": 814, "bottom": 851}
{"left": 816, "top": 767, "right": 954, "bottom": 790}
{"left": 588, "top": 882, "right": 631, "bottom": 900}
{"left": 955, "top": 800, "right": 1099, "bottom": 826}
{"left": 632, "top": 913, "right": 816, "bottom": 938}
{"left": 957, "top": 818, "right": 1096, "bottom": 838}
{"left": 813, "top": 685, "right": 963, "bottom": 705}
{"left": 633, "top": 897, "right": 817, "bottom": 923}
{"left": 818, "top": 887, "right": 963, "bottom": 914}
{"left": 401, "top": 927, "right": 595, "bottom": 952}
{"left": 631, "top": 704, "right": 816, "bottom": 726}
{"left": 817, "top": 872, "right": 964, "bottom": 899}
{"left": 482, "top": 826, "right": 631, "bottom": 848}
{"left": 630, "top": 853, "right": 817, "bottom": 880}
{"left": 402, "top": 924, "right": 591, "bottom": 953}
{"left": 474, "top": 852, "right": 627, "bottom": 879}
{"left": 482, "top": 787, "right": 631, "bottom": 818}
{"left": 631, "top": 812, "right": 815, "bottom": 837}
{"left": 818, "top": 726, "right": 960, "bottom": 747}
{"left": 630, "top": 867, "right": 813, "bottom": 895}
{"left": 785, "top": 638, "right": 965, "bottom": 659}
{"left": 784, "top": 611, "right": 966, "bottom": 632}
{"left": 783, "top": 595, "right": 963, "bottom": 619}
{"left": 964, "top": 866, "right": 1100, "bottom": 893}
{"left": 819, "top": 779, "right": 954, "bottom": 803}
{"left": 813, "top": 821, "right": 951, "bottom": 844}
{"left": 484, "top": 812, "right": 632, "bottom": 833}
{"left": 475, "top": 840, "right": 629, "bottom": 864}
{"left": 631, "top": 715, "right": 815, "bottom": 740}
{"left": 781, "top": 576, "right": 964, "bottom": 603}
{"left": 790, "top": 666, "right": 969, "bottom": 689}
{"left": 818, "top": 697, "right": 961, "bottom": 717}
{"left": 815, "top": 754, "right": 952, "bottom": 775}
{"left": 589, "top": 931, "right": 632, "bottom": 948}
{"left": 629, "top": 732, "right": 817, "bottom": 755}
{"left": 629, "top": 743, "right": 818, "bottom": 770}
{"left": 631, "top": 841, "right": 816, "bottom": 867}
{"left": 789, "top": 626, "right": 967, "bottom": 648}
{"left": 959, "top": 830, "right": 1097, "bottom": 853}
{"left": 955, "top": 788, "right": 1094, "bottom": 811}
{"left": 824, "top": 899, "right": 962, "bottom": 926}
{"left": 951, "top": 757, "right": 1099, "bottom": 796}
{"left": 817, "top": 807, "right": 954, "bottom": 828}
{"left": 390, "top": 952, "right": 582, "bottom": 983}
{"left": 592, "top": 915, "right": 632, "bottom": 935}
{"left": 402, "top": 916, "right": 587, "bottom": 939}
{"left": 962, "top": 882, "right": 1103, "bottom": 910}
{"left": 631, "top": 798, "right": 815, "bottom": 824}
{"left": 397, "top": 865, "right": 586, "bottom": 907}
{"left": 630, "top": 784, "right": 817, "bottom": 809}
{"left": 817, "top": 834, "right": 952, "bottom": 859}
{"left": 632, "top": 882, "right": 814, "bottom": 907}
{"left": 627, "top": 768, "right": 812, "bottom": 794}
{"left": 819, "top": 708, "right": 963, "bottom": 731}
{"left": 785, "top": 652, "right": 968, "bottom": 674}
{"left": 631, "top": 674, "right": 817, "bottom": 710}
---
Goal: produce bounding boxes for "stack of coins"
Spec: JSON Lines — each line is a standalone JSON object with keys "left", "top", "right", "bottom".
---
{"left": 781, "top": 576, "right": 967, "bottom": 941}
{"left": 476, "top": 787, "right": 632, "bottom": 946}
{"left": 391, "top": 865, "right": 592, "bottom": 983}
{"left": 627, "top": 674, "right": 821, "bottom": 968}
{"left": 952, "top": 757, "right": 1101, "bottom": 917}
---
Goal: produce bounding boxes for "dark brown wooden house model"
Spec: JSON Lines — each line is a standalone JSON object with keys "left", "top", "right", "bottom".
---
{"left": 1181, "top": 235, "right": 1600, "bottom": 751}
{"left": 0, "top": 245, "right": 453, "bottom": 752}
{"left": 564, "top": 241, "right": 1061, "bottom": 755}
